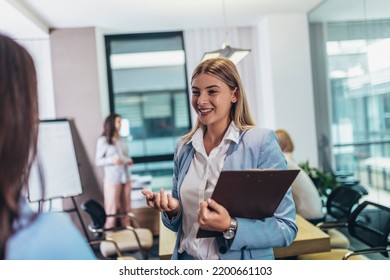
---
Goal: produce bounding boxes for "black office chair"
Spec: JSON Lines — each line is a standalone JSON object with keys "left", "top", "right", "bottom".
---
{"left": 318, "top": 185, "right": 368, "bottom": 249}
{"left": 298, "top": 200, "right": 390, "bottom": 260}
{"left": 81, "top": 199, "right": 153, "bottom": 259}
{"left": 325, "top": 185, "right": 368, "bottom": 222}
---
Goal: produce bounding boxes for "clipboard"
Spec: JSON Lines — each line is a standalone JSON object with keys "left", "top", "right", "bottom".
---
{"left": 196, "top": 169, "right": 300, "bottom": 238}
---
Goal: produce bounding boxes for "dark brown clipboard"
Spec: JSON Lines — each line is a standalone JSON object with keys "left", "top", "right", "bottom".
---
{"left": 196, "top": 169, "right": 300, "bottom": 238}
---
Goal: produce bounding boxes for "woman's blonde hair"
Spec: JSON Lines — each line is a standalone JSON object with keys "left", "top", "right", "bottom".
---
{"left": 275, "top": 129, "right": 294, "bottom": 153}
{"left": 182, "top": 57, "right": 255, "bottom": 143}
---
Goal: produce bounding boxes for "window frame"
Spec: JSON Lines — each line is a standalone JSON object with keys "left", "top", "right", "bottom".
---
{"left": 104, "top": 31, "right": 192, "bottom": 165}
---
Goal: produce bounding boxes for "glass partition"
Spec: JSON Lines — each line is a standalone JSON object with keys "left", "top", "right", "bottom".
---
{"left": 309, "top": 0, "right": 390, "bottom": 204}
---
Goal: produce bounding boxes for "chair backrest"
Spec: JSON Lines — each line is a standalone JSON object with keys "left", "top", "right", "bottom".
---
{"left": 81, "top": 199, "right": 107, "bottom": 229}
{"left": 348, "top": 200, "right": 390, "bottom": 257}
{"left": 326, "top": 186, "right": 366, "bottom": 221}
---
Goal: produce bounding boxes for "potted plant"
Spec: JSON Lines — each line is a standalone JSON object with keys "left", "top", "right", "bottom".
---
{"left": 298, "top": 160, "right": 337, "bottom": 198}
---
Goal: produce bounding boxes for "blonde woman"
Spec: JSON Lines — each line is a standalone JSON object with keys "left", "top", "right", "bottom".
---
{"left": 143, "top": 58, "right": 297, "bottom": 260}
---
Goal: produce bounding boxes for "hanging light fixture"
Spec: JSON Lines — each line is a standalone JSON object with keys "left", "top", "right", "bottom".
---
{"left": 201, "top": 0, "right": 251, "bottom": 65}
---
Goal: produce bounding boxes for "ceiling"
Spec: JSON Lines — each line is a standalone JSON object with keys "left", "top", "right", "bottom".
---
{"left": 3, "top": 0, "right": 388, "bottom": 40}
{"left": 310, "top": 0, "right": 390, "bottom": 22}
{"left": 0, "top": 0, "right": 324, "bottom": 39}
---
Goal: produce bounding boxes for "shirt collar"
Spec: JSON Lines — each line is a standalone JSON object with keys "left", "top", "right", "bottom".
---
{"left": 224, "top": 121, "right": 240, "bottom": 144}
{"left": 188, "top": 121, "right": 240, "bottom": 148}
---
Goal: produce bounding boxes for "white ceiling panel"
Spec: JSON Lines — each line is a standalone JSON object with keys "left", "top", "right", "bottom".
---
{"left": 1, "top": 0, "right": 323, "bottom": 38}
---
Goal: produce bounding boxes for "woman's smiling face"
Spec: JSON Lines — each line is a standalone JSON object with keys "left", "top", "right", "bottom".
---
{"left": 191, "top": 73, "right": 237, "bottom": 128}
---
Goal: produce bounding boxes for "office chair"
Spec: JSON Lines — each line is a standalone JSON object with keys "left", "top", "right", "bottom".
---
{"left": 298, "top": 200, "right": 390, "bottom": 260}
{"left": 325, "top": 185, "right": 368, "bottom": 222}
{"left": 81, "top": 199, "right": 153, "bottom": 259}
{"left": 89, "top": 240, "right": 137, "bottom": 260}
{"left": 319, "top": 185, "right": 368, "bottom": 249}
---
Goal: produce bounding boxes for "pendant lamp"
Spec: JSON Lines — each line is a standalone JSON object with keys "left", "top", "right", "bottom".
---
{"left": 201, "top": 0, "right": 251, "bottom": 64}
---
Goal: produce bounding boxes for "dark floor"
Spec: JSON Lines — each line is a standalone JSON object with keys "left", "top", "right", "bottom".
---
{"left": 337, "top": 227, "right": 389, "bottom": 260}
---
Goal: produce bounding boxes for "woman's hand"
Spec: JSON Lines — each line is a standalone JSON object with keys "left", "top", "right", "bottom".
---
{"left": 141, "top": 188, "right": 180, "bottom": 217}
{"left": 113, "top": 157, "right": 123, "bottom": 165}
{"left": 126, "top": 157, "right": 134, "bottom": 166}
{"left": 198, "top": 199, "right": 230, "bottom": 232}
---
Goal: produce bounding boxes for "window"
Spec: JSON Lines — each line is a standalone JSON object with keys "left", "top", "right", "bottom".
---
{"left": 327, "top": 22, "right": 390, "bottom": 189}
{"left": 105, "top": 32, "right": 191, "bottom": 190}
{"left": 311, "top": 19, "right": 390, "bottom": 193}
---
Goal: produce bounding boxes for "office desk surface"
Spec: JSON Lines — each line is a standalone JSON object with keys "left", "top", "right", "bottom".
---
{"left": 159, "top": 219, "right": 176, "bottom": 260}
{"left": 159, "top": 215, "right": 330, "bottom": 260}
{"left": 273, "top": 215, "right": 330, "bottom": 258}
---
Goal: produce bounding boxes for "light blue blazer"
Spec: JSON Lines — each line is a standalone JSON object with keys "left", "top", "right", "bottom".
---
{"left": 162, "top": 127, "right": 298, "bottom": 260}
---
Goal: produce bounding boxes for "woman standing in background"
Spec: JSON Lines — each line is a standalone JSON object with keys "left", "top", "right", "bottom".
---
{"left": 95, "top": 113, "right": 133, "bottom": 228}
{"left": 0, "top": 33, "right": 95, "bottom": 259}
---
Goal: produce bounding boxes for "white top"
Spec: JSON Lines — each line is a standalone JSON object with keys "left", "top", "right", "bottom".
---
{"left": 95, "top": 136, "right": 132, "bottom": 184}
{"left": 178, "top": 122, "right": 239, "bottom": 260}
{"left": 284, "top": 153, "right": 324, "bottom": 220}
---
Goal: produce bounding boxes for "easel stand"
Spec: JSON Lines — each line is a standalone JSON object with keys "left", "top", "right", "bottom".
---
{"left": 64, "top": 197, "right": 90, "bottom": 243}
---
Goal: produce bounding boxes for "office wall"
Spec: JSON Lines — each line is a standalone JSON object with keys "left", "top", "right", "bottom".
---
{"left": 16, "top": 38, "right": 56, "bottom": 119}
{"left": 256, "top": 13, "right": 318, "bottom": 166}
{"left": 50, "top": 27, "right": 105, "bottom": 237}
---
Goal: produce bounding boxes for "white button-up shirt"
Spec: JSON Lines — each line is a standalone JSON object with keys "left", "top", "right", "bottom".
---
{"left": 95, "top": 136, "right": 131, "bottom": 184}
{"left": 178, "top": 122, "right": 239, "bottom": 259}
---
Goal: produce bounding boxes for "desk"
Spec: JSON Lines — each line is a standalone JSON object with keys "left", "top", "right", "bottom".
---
{"left": 159, "top": 215, "right": 330, "bottom": 259}
{"left": 159, "top": 219, "right": 177, "bottom": 260}
{"left": 273, "top": 215, "right": 330, "bottom": 258}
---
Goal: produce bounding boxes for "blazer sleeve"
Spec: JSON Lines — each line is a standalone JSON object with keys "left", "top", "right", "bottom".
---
{"left": 161, "top": 140, "right": 183, "bottom": 232}
{"left": 230, "top": 129, "right": 298, "bottom": 250}
{"left": 95, "top": 137, "right": 114, "bottom": 166}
